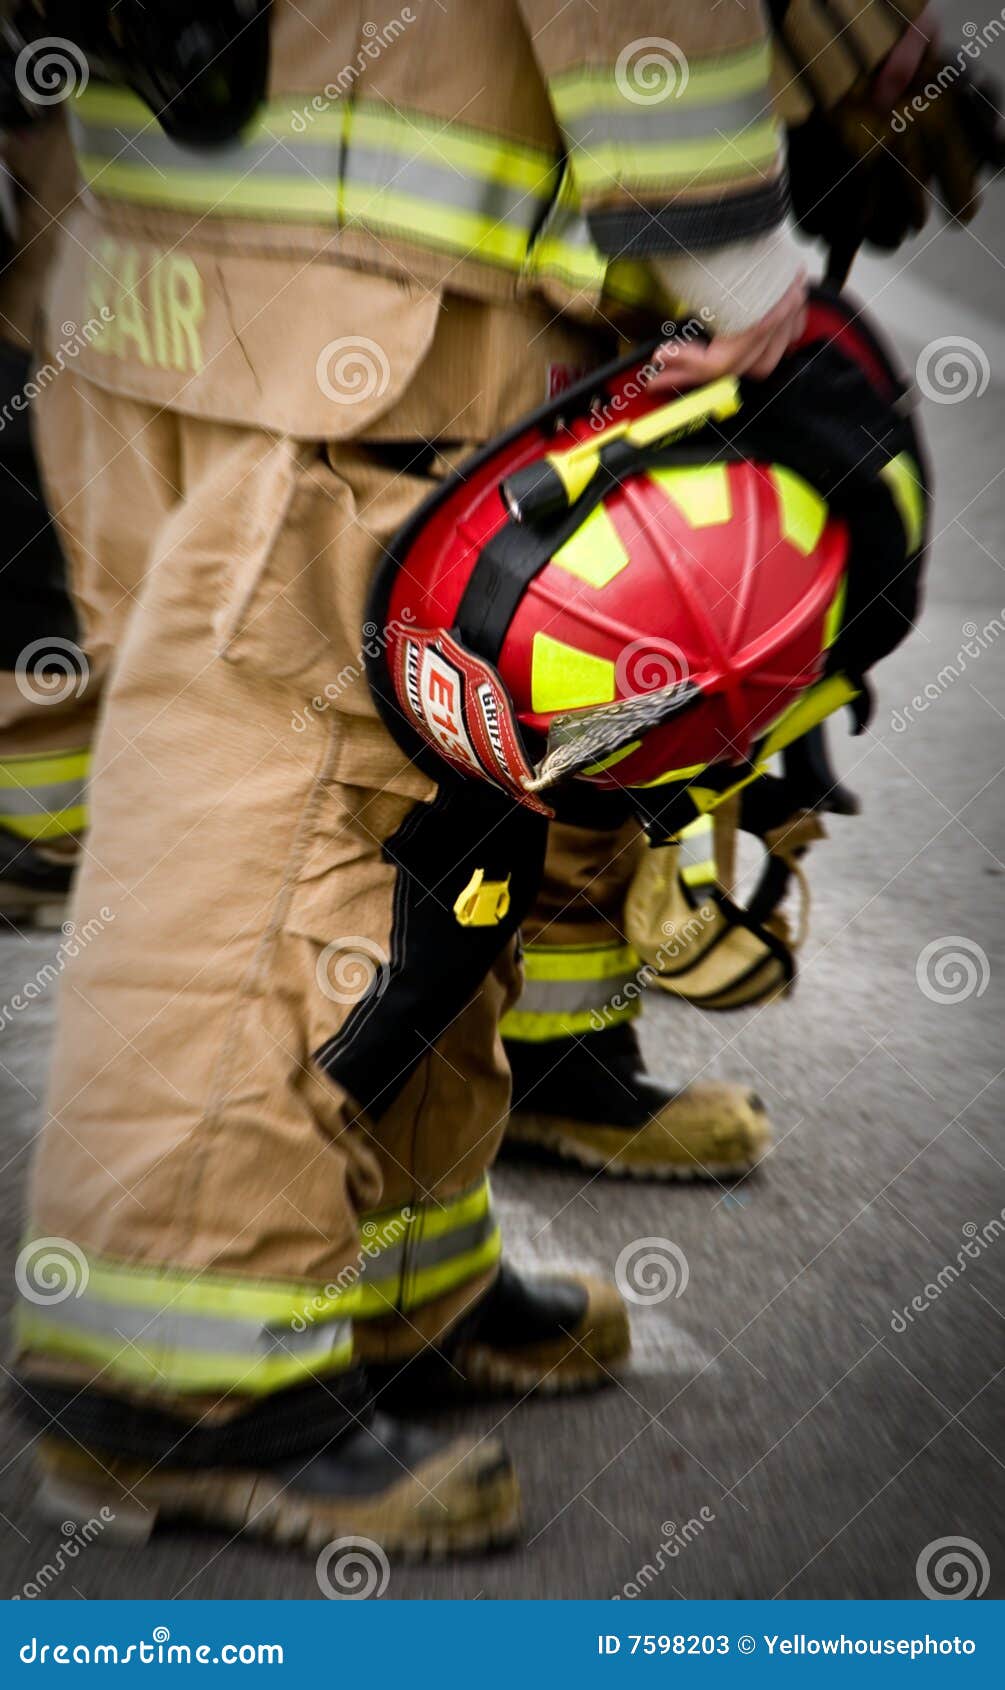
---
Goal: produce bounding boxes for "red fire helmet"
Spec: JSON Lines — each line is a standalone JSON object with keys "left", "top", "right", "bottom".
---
{"left": 367, "top": 293, "right": 926, "bottom": 819}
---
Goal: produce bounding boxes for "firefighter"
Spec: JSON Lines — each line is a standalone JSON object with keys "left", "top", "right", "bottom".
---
{"left": 502, "top": 0, "right": 1004, "bottom": 1182}
{"left": 0, "top": 0, "right": 947, "bottom": 1561}
{"left": 0, "top": 115, "right": 88, "bottom": 927}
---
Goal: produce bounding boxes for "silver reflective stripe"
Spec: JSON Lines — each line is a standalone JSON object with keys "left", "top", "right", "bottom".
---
{"left": 410, "top": 1214, "right": 497, "bottom": 1271}
{"left": 560, "top": 91, "right": 769, "bottom": 151}
{"left": 516, "top": 972, "right": 637, "bottom": 1017}
{"left": 346, "top": 146, "right": 555, "bottom": 225}
{"left": 72, "top": 120, "right": 557, "bottom": 232}
{"left": 0, "top": 779, "right": 87, "bottom": 816}
{"left": 358, "top": 1207, "right": 497, "bottom": 1290}
{"left": 24, "top": 1294, "right": 351, "bottom": 1361}
{"left": 73, "top": 120, "right": 292, "bottom": 179}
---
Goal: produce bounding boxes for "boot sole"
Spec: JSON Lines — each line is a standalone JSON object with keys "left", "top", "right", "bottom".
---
{"left": 506, "top": 1114, "right": 764, "bottom": 1182}
{"left": 34, "top": 1440, "right": 522, "bottom": 1561}
{"left": 454, "top": 1293, "right": 631, "bottom": 1398}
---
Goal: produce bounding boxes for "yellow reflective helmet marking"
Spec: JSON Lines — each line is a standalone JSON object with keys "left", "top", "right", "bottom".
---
{"left": 551, "top": 505, "right": 630, "bottom": 588}
{"left": 531, "top": 633, "right": 616, "bottom": 713}
{"left": 649, "top": 463, "right": 732, "bottom": 528}
{"left": 770, "top": 466, "right": 828, "bottom": 555}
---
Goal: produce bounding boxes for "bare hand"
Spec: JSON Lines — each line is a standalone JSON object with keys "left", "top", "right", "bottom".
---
{"left": 650, "top": 276, "right": 809, "bottom": 390}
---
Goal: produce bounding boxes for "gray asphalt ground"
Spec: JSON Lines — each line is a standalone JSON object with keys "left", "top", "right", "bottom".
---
{"left": 1, "top": 122, "right": 1003, "bottom": 1603}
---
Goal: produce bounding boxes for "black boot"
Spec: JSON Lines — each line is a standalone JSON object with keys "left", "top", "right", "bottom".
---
{"left": 16, "top": 1373, "right": 519, "bottom": 1560}
{"left": 0, "top": 826, "right": 74, "bottom": 928}
{"left": 504, "top": 1023, "right": 771, "bottom": 1180}
{"left": 368, "top": 1261, "right": 630, "bottom": 1406}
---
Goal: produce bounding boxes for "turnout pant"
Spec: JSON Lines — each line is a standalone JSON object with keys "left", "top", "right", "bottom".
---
{"left": 15, "top": 367, "right": 547, "bottom": 1422}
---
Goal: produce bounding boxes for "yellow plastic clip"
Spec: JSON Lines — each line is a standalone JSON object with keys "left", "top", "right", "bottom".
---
{"left": 453, "top": 869, "right": 512, "bottom": 927}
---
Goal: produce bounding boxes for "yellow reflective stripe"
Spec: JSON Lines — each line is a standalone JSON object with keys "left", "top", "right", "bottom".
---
{"left": 415, "top": 1179, "right": 491, "bottom": 1243}
{"left": 552, "top": 505, "right": 629, "bottom": 588}
{"left": 500, "top": 1000, "right": 638, "bottom": 1041}
{"left": 681, "top": 859, "right": 716, "bottom": 886}
{"left": 678, "top": 815, "right": 716, "bottom": 887}
{"left": 759, "top": 674, "right": 858, "bottom": 760}
{"left": 583, "top": 739, "right": 642, "bottom": 775}
{"left": 531, "top": 632, "right": 616, "bottom": 713}
{"left": 823, "top": 576, "right": 847, "bottom": 649}
{"left": 74, "top": 85, "right": 153, "bottom": 128}
{"left": 348, "top": 105, "right": 551, "bottom": 192}
{"left": 1, "top": 807, "right": 87, "bottom": 842}
{"left": 15, "top": 1312, "right": 354, "bottom": 1395}
{"left": 76, "top": 154, "right": 335, "bottom": 218}
{"left": 15, "top": 1178, "right": 497, "bottom": 1392}
{"left": 550, "top": 42, "right": 775, "bottom": 117}
{"left": 0, "top": 750, "right": 90, "bottom": 787}
{"left": 342, "top": 183, "right": 531, "bottom": 264}
{"left": 881, "top": 453, "right": 925, "bottom": 553}
{"left": 771, "top": 466, "right": 828, "bottom": 555}
{"left": 523, "top": 941, "right": 638, "bottom": 983}
{"left": 633, "top": 761, "right": 708, "bottom": 789}
{"left": 570, "top": 122, "right": 780, "bottom": 194}
{"left": 650, "top": 463, "right": 732, "bottom": 528}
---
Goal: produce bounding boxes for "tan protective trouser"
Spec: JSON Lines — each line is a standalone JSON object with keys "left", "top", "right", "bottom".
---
{"left": 501, "top": 813, "right": 716, "bottom": 1042}
{"left": 16, "top": 367, "right": 525, "bottom": 1415}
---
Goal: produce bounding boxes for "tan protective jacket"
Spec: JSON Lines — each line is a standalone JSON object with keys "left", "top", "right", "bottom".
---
{"left": 47, "top": 0, "right": 925, "bottom": 438}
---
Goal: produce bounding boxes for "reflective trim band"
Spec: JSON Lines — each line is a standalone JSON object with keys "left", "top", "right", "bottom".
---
{"left": 69, "top": 88, "right": 663, "bottom": 306}
{"left": 15, "top": 1178, "right": 499, "bottom": 1393}
{"left": 564, "top": 121, "right": 780, "bottom": 195}
{"left": 823, "top": 576, "right": 847, "bottom": 650}
{"left": 678, "top": 816, "right": 716, "bottom": 889}
{"left": 881, "top": 453, "right": 925, "bottom": 554}
{"left": 550, "top": 42, "right": 775, "bottom": 120}
{"left": 501, "top": 941, "right": 640, "bottom": 1040}
{"left": 0, "top": 748, "right": 90, "bottom": 841}
{"left": 549, "top": 42, "right": 780, "bottom": 195}
{"left": 759, "top": 674, "right": 858, "bottom": 762}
